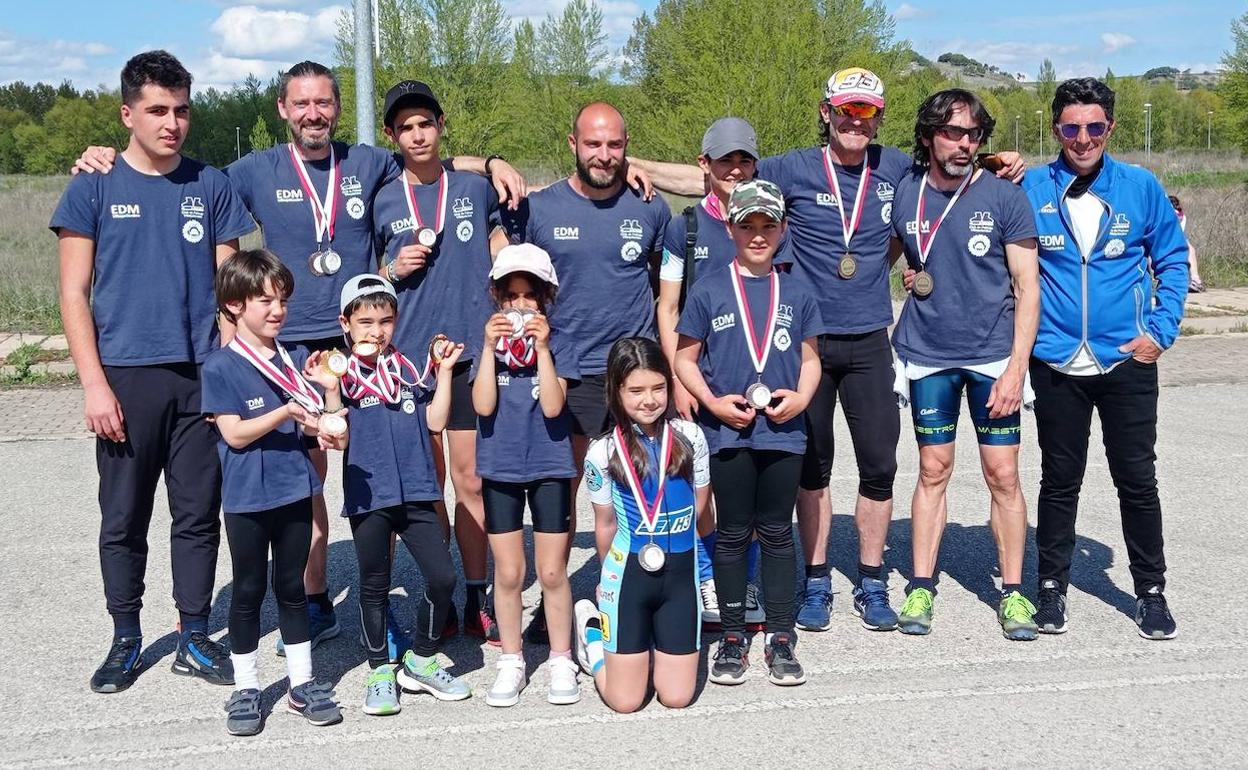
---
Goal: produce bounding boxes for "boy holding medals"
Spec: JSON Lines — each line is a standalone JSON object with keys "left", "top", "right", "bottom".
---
{"left": 201, "top": 250, "right": 346, "bottom": 735}
{"left": 674, "top": 180, "right": 822, "bottom": 686}
{"left": 335, "top": 274, "right": 473, "bottom": 715}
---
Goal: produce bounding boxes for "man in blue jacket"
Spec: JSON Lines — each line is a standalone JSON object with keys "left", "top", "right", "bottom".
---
{"left": 1022, "top": 77, "right": 1188, "bottom": 640}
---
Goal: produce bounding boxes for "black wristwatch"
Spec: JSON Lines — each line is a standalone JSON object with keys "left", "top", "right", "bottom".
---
{"left": 485, "top": 154, "right": 506, "bottom": 175}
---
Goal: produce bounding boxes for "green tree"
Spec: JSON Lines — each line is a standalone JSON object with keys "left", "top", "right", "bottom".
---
{"left": 1220, "top": 7, "right": 1248, "bottom": 152}
{"left": 539, "top": 0, "right": 610, "bottom": 85}
{"left": 1036, "top": 58, "right": 1057, "bottom": 109}
{"left": 248, "top": 114, "right": 275, "bottom": 151}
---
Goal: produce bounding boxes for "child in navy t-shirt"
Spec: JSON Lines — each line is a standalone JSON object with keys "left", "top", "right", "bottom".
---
{"left": 333, "top": 274, "right": 472, "bottom": 714}
{"left": 470, "top": 244, "right": 582, "bottom": 707}
{"left": 200, "top": 250, "right": 346, "bottom": 735}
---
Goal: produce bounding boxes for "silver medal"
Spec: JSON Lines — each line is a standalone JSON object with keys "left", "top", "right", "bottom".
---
{"left": 416, "top": 227, "right": 437, "bottom": 247}
{"left": 639, "top": 541, "right": 666, "bottom": 572}
{"left": 308, "top": 250, "right": 325, "bottom": 276}
{"left": 745, "top": 381, "right": 773, "bottom": 409}
{"left": 321, "top": 248, "right": 342, "bottom": 275}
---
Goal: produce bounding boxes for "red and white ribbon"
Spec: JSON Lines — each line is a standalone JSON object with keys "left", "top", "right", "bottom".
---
{"left": 341, "top": 347, "right": 430, "bottom": 402}
{"left": 727, "top": 263, "right": 780, "bottom": 378}
{"left": 288, "top": 143, "right": 339, "bottom": 246}
{"left": 914, "top": 170, "right": 974, "bottom": 268}
{"left": 822, "top": 147, "right": 872, "bottom": 252}
{"left": 495, "top": 335, "right": 536, "bottom": 369}
{"left": 402, "top": 170, "right": 449, "bottom": 241}
{"left": 613, "top": 422, "right": 674, "bottom": 534}
{"left": 228, "top": 336, "right": 324, "bottom": 414}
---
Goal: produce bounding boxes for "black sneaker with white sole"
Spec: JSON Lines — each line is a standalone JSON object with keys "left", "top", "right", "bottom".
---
{"left": 763, "top": 632, "right": 806, "bottom": 686}
{"left": 90, "top": 636, "right": 143, "bottom": 694}
{"left": 709, "top": 632, "right": 749, "bottom": 685}
{"left": 171, "top": 631, "right": 234, "bottom": 685}
{"left": 1135, "top": 589, "right": 1177, "bottom": 640}
{"left": 1034, "top": 580, "right": 1068, "bottom": 634}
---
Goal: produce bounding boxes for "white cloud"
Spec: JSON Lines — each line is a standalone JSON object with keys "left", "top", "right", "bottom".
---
{"left": 894, "top": 3, "right": 926, "bottom": 21}
{"left": 210, "top": 4, "right": 345, "bottom": 58}
{"left": 939, "top": 38, "right": 1080, "bottom": 70}
{"left": 1100, "top": 32, "right": 1135, "bottom": 54}
{"left": 507, "top": 0, "right": 640, "bottom": 54}
{"left": 189, "top": 50, "right": 294, "bottom": 91}
{"left": 0, "top": 31, "right": 116, "bottom": 88}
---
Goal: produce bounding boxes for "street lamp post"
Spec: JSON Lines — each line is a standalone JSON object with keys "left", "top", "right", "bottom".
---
{"left": 1035, "top": 109, "right": 1044, "bottom": 156}
{"left": 1144, "top": 102, "right": 1152, "bottom": 160}
{"left": 1208, "top": 110, "right": 1214, "bottom": 150}
{"left": 235, "top": 126, "right": 241, "bottom": 161}
{"left": 1015, "top": 115, "right": 1020, "bottom": 152}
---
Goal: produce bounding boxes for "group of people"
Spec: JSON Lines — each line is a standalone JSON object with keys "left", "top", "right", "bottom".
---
{"left": 54, "top": 50, "right": 1189, "bottom": 734}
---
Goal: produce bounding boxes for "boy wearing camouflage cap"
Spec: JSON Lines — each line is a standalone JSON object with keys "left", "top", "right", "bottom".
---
{"left": 672, "top": 180, "right": 823, "bottom": 686}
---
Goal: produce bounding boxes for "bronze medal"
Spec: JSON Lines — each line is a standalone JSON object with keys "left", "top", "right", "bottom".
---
{"left": 913, "top": 271, "right": 935, "bottom": 298}
{"left": 429, "top": 333, "right": 452, "bottom": 363}
{"left": 838, "top": 252, "right": 858, "bottom": 279}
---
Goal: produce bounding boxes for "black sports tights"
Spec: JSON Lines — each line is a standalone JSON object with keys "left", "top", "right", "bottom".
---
{"left": 223, "top": 498, "right": 313, "bottom": 655}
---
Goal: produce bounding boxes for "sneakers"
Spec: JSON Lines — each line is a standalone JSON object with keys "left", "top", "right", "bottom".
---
{"left": 745, "top": 583, "right": 766, "bottom": 627}
{"left": 359, "top": 606, "right": 411, "bottom": 665}
{"left": 852, "top": 577, "right": 899, "bottom": 631}
{"left": 998, "top": 590, "right": 1039, "bottom": 641}
{"left": 397, "top": 650, "right": 472, "bottom": 700}
{"left": 763, "top": 632, "right": 807, "bottom": 686}
{"left": 464, "top": 603, "right": 501, "bottom": 646}
{"left": 898, "top": 587, "right": 935, "bottom": 635}
{"left": 224, "top": 688, "right": 263, "bottom": 736}
{"left": 699, "top": 579, "right": 721, "bottom": 625}
{"left": 362, "top": 664, "right": 401, "bottom": 715}
{"left": 546, "top": 656, "right": 581, "bottom": 705}
{"left": 171, "top": 631, "right": 234, "bottom": 686}
{"left": 1135, "top": 589, "right": 1178, "bottom": 640}
{"left": 573, "top": 599, "right": 597, "bottom": 674}
{"left": 1034, "top": 580, "right": 1068, "bottom": 634}
{"left": 278, "top": 602, "right": 340, "bottom": 656}
{"left": 485, "top": 654, "right": 527, "bottom": 707}
{"left": 795, "top": 575, "right": 832, "bottom": 631}
{"left": 286, "top": 679, "right": 343, "bottom": 726}
{"left": 90, "top": 636, "right": 143, "bottom": 694}
{"left": 524, "top": 602, "right": 550, "bottom": 645}
{"left": 709, "top": 632, "right": 750, "bottom": 685}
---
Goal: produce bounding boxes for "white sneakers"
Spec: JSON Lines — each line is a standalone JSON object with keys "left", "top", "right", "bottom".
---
{"left": 699, "top": 578, "right": 721, "bottom": 624}
{"left": 485, "top": 653, "right": 581, "bottom": 707}
{"left": 546, "top": 656, "right": 581, "bottom": 705}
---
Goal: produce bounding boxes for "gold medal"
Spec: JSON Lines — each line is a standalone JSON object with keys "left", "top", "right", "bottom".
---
{"left": 323, "top": 349, "right": 349, "bottom": 377}
{"left": 429, "top": 333, "right": 453, "bottom": 363}
{"left": 838, "top": 253, "right": 858, "bottom": 279}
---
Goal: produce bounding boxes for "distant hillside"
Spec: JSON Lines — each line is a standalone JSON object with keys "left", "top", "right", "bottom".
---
{"left": 905, "top": 50, "right": 1224, "bottom": 92}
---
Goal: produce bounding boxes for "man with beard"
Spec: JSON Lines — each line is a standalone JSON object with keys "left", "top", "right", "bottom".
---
{"left": 504, "top": 101, "right": 671, "bottom": 492}
{"left": 73, "top": 62, "right": 527, "bottom": 654}
{"left": 633, "top": 69, "right": 1023, "bottom": 633}
{"left": 891, "top": 89, "right": 1040, "bottom": 640}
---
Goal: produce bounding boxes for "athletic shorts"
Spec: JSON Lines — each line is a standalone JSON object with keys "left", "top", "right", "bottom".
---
{"left": 909, "top": 368, "right": 1021, "bottom": 446}
{"left": 443, "top": 361, "right": 476, "bottom": 431}
{"left": 565, "top": 373, "right": 611, "bottom": 438}
{"left": 598, "top": 548, "right": 699, "bottom": 655}
{"left": 481, "top": 478, "right": 571, "bottom": 534}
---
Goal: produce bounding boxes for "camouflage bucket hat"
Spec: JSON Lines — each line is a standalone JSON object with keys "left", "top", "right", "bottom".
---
{"left": 728, "top": 179, "right": 786, "bottom": 223}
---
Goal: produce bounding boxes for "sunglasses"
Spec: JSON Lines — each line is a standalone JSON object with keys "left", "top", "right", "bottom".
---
{"left": 1057, "top": 122, "right": 1109, "bottom": 140}
{"left": 934, "top": 124, "right": 986, "bottom": 143}
{"left": 831, "top": 102, "right": 880, "bottom": 120}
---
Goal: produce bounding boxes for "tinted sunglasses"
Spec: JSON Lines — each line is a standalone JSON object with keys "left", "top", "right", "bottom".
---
{"left": 934, "top": 124, "right": 986, "bottom": 143}
{"left": 1057, "top": 122, "right": 1109, "bottom": 139}
{"left": 831, "top": 102, "right": 880, "bottom": 120}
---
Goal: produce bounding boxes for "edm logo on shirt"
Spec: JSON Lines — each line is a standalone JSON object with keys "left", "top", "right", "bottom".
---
{"left": 711, "top": 312, "right": 736, "bottom": 332}
{"left": 905, "top": 220, "right": 931, "bottom": 235}
{"left": 245, "top": 396, "right": 265, "bottom": 411}
{"left": 109, "top": 203, "right": 141, "bottom": 219}
{"left": 390, "top": 216, "right": 415, "bottom": 236}
{"left": 815, "top": 192, "right": 838, "bottom": 207}
{"left": 1039, "top": 234, "right": 1066, "bottom": 250}
{"left": 276, "top": 189, "right": 304, "bottom": 203}
{"left": 553, "top": 226, "right": 579, "bottom": 240}
{"left": 693, "top": 246, "right": 709, "bottom": 260}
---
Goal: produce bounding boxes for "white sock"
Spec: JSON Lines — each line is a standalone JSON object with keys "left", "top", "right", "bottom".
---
{"left": 231, "top": 650, "right": 260, "bottom": 691}
{"left": 284, "top": 640, "right": 313, "bottom": 688}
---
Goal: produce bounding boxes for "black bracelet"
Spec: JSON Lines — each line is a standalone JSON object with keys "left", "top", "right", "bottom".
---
{"left": 485, "top": 154, "right": 505, "bottom": 175}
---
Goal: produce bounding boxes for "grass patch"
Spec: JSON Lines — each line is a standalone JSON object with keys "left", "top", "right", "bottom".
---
{"left": 1179, "top": 324, "right": 1206, "bottom": 336}
{"left": 0, "top": 342, "right": 77, "bottom": 387}
{"left": 1182, "top": 304, "right": 1238, "bottom": 318}
{"left": 1161, "top": 170, "right": 1248, "bottom": 188}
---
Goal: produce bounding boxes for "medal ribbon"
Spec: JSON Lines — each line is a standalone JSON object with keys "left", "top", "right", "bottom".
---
{"left": 700, "top": 192, "right": 733, "bottom": 238}
{"left": 728, "top": 263, "right": 780, "bottom": 377}
{"left": 495, "top": 335, "right": 536, "bottom": 368}
{"left": 229, "top": 337, "right": 324, "bottom": 414}
{"left": 822, "top": 147, "right": 872, "bottom": 251}
{"left": 914, "top": 170, "right": 974, "bottom": 267}
{"left": 402, "top": 170, "right": 449, "bottom": 242}
{"left": 341, "top": 347, "right": 428, "bottom": 402}
{"left": 287, "top": 143, "right": 338, "bottom": 246}
{"left": 613, "top": 422, "right": 673, "bottom": 534}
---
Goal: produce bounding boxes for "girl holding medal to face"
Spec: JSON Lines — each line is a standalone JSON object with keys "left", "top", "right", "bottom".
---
{"left": 201, "top": 251, "right": 347, "bottom": 735}
{"left": 334, "top": 274, "right": 474, "bottom": 715}
{"left": 471, "top": 245, "right": 582, "bottom": 707}
{"left": 573, "top": 338, "right": 712, "bottom": 713}
{"left": 673, "top": 180, "right": 822, "bottom": 686}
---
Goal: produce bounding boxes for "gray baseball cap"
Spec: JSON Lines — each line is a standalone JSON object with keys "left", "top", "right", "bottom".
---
{"left": 728, "top": 179, "right": 786, "bottom": 223}
{"left": 340, "top": 273, "right": 397, "bottom": 313}
{"left": 701, "top": 117, "right": 759, "bottom": 160}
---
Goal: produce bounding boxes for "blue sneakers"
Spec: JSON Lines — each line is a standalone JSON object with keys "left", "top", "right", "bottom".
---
{"left": 277, "top": 602, "right": 341, "bottom": 657}
{"left": 795, "top": 575, "right": 833, "bottom": 631}
{"left": 171, "top": 631, "right": 234, "bottom": 686}
{"left": 90, "top": 636, "right": 143, "bottom": 693}
{"left": 852, "top": 578, "right": 899, "bottom": 631}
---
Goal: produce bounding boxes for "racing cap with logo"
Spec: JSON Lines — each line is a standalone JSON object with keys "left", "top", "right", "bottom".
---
{"left": 823, "top": 67, "right": 886, "bottom": 108}
{"left": 728, "top": 179, "right": 786, "bottom": 223}
{"left": 383, "top": 80, "right": 443, "bottom": 128}
{"left": 490, "top": 243, "right": 560, "bottom": 287}
{"left": 701, "top": 117, "right": 759, "bottom": 160}
{"left": 340, "top": 273, "right": 398, "bottom": 314}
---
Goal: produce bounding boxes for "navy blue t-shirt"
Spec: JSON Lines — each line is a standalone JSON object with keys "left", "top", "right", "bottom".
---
{"left": 372, "top": 171, "right": 500, "bottom": 358}
{"left": 677, "top": 266, "right": 822, "bottom": 455}
{"left": 50, "top": 156, "right": 255, "bottom": 366}
{"left": 200, "top": 345, "right": 321, "bottom": 514}
{"left": 503, "top": 180, "right": 671, "bottom": 374}
{"left": 225, "top": 142, "right": 399, "bottom": 341}
{"left": 341, "top": 364, "right": 442, "bottom": 516}
{"left": 471, "top": 331, "right": 580, "bottom": 483}
{"left": 659, "top": 199, "right": 736, "bottom": 289}
{"left": 757, "top": 145, "right": 911, "bottom": 335}
{"left": 890, "top": 170, "right": 1037, "bottom": 368}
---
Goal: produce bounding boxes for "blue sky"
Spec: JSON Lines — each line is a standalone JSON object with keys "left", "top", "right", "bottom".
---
{"left": 0, "top": 1, "right": 1238, "bottom": 91}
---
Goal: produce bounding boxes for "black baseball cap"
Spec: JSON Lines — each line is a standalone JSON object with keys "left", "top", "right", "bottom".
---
{"left": 383, "top": 80, "right": 443, "bottom": 128}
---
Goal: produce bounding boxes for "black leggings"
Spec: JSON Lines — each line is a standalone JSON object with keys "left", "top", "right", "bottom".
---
{"left": 710, "top": 449, "right": 802, "bottom": 634}
{"left": 350, "top": 501, "right": 456, "bottom": 666}
{"left": 223, "top": 498, "right": 313, "bottom": 655}
{"left": 481, "top": 478, "right": 572, "bottom": 534}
